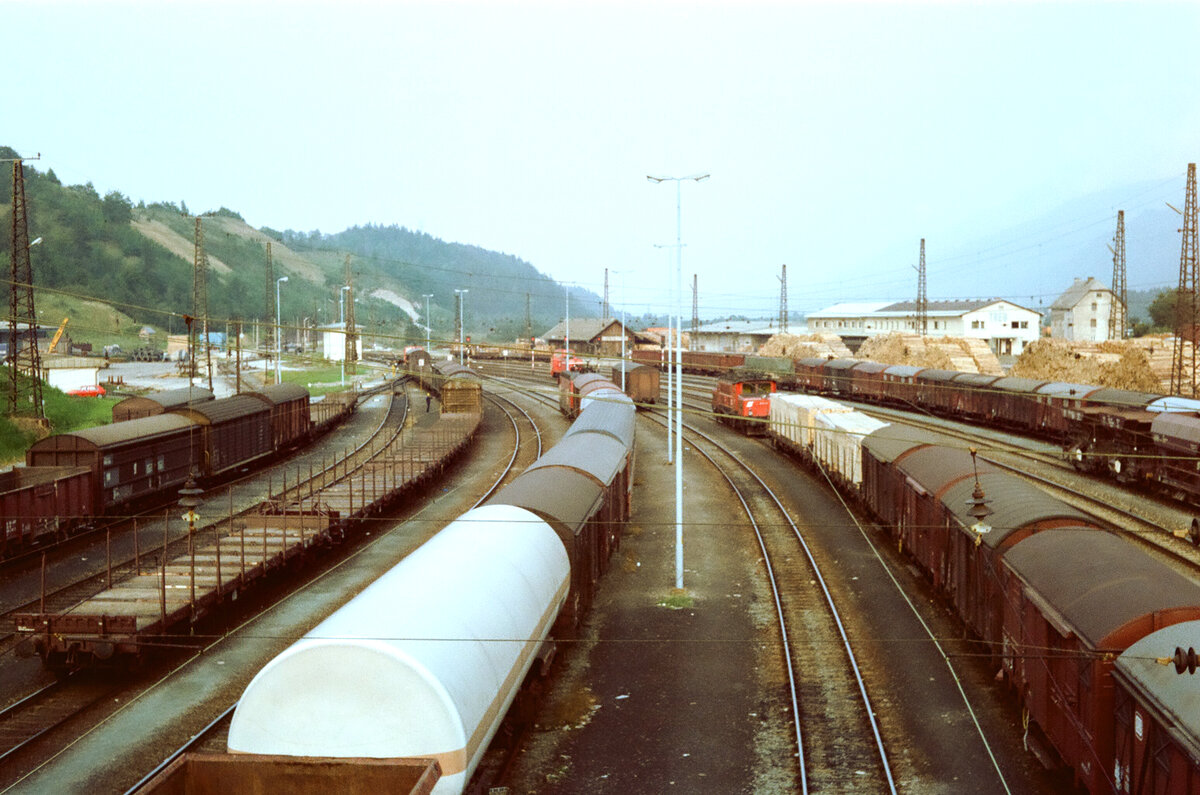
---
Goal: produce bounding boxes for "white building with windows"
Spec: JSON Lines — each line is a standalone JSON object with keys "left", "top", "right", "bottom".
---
{"left": 1049, "top": 277, "right": 1119, "bottom": 342}
{"left": 806, "top": 298, "right": 1042, "bottom": 356}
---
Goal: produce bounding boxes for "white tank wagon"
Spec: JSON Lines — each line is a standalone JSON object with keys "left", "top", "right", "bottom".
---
{"left": 227, "top": 504, "right": 569, "bottom": 794}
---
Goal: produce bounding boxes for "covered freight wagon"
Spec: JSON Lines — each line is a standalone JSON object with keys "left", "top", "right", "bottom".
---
{"left": 112, "top": 386, "right": 214, "bottom": 423}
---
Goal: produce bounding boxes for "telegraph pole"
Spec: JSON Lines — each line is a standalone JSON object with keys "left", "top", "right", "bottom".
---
{"left": 7, "top": 155, "right": 44, "bottom": 420}
{"left": 916, "top": 239, "right": 928, "bottom": 336}
{"left": 1109, "top": 211, "right": 1127, "bottom": 341}
{"left": 1172, "top": 164, "right": 1199, "bottom": 397}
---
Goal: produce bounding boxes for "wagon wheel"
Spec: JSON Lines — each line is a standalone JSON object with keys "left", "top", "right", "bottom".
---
{"left": 1190, "top": 518, "right": 1200, "bottom": 547}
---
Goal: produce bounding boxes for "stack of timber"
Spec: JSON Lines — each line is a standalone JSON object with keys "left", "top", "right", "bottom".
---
{"left": 853, "top": 332, "right": 1003, "bottom": 375}
{"left": 759, "top": 332, "right": 852, "bottom": 359}
{"left": 1009, "top": 338, "right": 1163, "bottom": 392}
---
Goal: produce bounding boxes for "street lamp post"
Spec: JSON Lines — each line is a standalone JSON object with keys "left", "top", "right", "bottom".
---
{"left": 648, "top": 172, "right": 709, "bottom": 590}
{"left": 422, "top": 294, "right": 433, "bottom": 351}
{"left": 275, "top": 276, "right": 288, "bottom": 385}
{"left": 340, "top": 285, "right": 351, "bottom": 386}
{"left": 455, "top": 289, "right": 468, "bottom": 365}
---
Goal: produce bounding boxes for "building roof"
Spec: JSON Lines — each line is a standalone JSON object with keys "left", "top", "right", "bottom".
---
{"left": 809, "top": 298, "right": 1039, "bottom": 319}
{"left": 692, "top": 319, "right": 782, "bottom": 335}
{"left": 1051, "top": 277, "right": 1113, "bottom": 311}
{"left": 542, "top": 318, "right": 656, "bottom": 345}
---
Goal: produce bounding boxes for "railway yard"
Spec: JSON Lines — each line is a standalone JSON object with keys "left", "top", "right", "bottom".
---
{"left": 2, "top": 353, "right": 1200, "bottom": 794}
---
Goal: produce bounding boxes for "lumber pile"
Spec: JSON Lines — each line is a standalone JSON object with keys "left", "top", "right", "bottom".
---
{"left": 853, "top": 332, "right": 1003, "bottom": 374}
{"left": 759, "top": 333, "right": 853, "bottom": 360}
{"left": 1009, "top": 338, "right": 1163, "bottom": 391}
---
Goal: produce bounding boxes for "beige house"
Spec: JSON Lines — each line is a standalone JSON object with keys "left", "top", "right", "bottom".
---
{"left": 1049, "top": 277, "right": 1119, "bottom": 342}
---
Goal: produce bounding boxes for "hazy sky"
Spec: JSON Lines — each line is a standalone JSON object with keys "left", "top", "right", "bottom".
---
{"left": 8, "top": 1, "right": 1200, "bottom": 317}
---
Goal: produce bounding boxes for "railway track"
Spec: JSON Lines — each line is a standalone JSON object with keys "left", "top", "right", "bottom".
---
{"left": 54, "top": 387, "right": 540, "bottom": 795}
{"left": 0, "top": 386, "right": 424, "bottom": 775}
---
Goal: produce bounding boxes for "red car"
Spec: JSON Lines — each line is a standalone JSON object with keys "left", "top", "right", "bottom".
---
{"left": 67, "top": 384, "right": 106, "bottom": 397}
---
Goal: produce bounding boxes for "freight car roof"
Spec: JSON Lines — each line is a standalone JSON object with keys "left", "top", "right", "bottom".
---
{"left": 861, "top": 425, "right": 930, "bottom": 463}
{"left": 989, "top": 377, "right": 1048, "bottom": 395}
{"left": 114, "top": 386, "right": 214, "bottom": 411}
{"left": 248, "top": 383, "right": 310, "bottom": 405}
{"left": 563, "top": 400, "right": 635, "bottom": 448}
{"left": 1003, "top": 529, "right": 1200, "bottom": 648}
{"left": 1034, "top": 382, "right": 1101, "bottom": 401}
{"left": 895, "top": 446, "right": 996, "bottom": 495}
{"left": 952, "top": 373, "right": 1002, "bottom": 388}
{"left": 487, "top": 467, "right": 605, "bottom": 536}
{"left": 34, "top": 414, "right": 196, "bottom": 450}
{"left": 1150, "top": 412, "right": 1200, "bottom": 453}
{"left": 882, "top": 365, "right": 924, "bottom": 378}
{"left": 1148, "top": 396, "right": 1200, "bottom": 413}
{"left": 170, "top": 394, "right": 271, "bottom": 424}
{"left": 526, "top": 433, "right": 627, "bottom": 487}
{"left": 939, "top": 472, "right": 1099, "bottom": 549}
{"left": 915, "top": 369, "right": 960, "bottom": 383}
{"left": 1081, "top": 388, "right": 1159, "bottom": 411}
{"left": 1114, "top": 620, "right": 1200, "bottom": 760}
{"left": 822, "top": 359, "right": 859, "bottom": 372}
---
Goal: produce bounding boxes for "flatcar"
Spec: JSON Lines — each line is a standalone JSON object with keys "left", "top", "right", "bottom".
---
{"left": 712, "top": 369, "right": 776, "bottom": 435}
{"left": 225, "top": 374, "right": 636, "bottom": 794}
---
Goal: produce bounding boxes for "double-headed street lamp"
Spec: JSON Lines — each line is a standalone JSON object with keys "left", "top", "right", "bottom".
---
{"left": 648, "top": 172, "right": 709, "bottom": 590}
{"left": 275, "top": 276, "right": 288, "bottom": 385}
{"left": 455, "top": 289, "right": 469, "bottom": 365}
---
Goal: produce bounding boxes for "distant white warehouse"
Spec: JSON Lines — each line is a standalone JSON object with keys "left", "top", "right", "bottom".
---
{"left": 806, "top": 298, "right": 1042, "bottom": 356}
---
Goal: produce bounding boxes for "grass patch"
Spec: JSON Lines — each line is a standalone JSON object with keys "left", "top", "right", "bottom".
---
{"left": 658, "top": 589, "right": 695, "bottom": 610}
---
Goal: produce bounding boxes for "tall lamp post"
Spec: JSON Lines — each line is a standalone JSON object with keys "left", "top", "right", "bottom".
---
{"left": 455, "top": 289, "right": 468, "bottom": 365}
{"left": 340, "top": 285, "right": 351, "bottom": 386}
{"left": 648, "top": 172, "right": 709, "bottom": 590}
{"left": 422, "top": 293, "right": 433, "bottom": 351}
{"left": 275, "top": 275, "right": 288, "bottom": 385}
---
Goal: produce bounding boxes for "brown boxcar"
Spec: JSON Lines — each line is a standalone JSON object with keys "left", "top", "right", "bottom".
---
{"left": 820, "top": 358, "right": 859, "bottom": 397}
{"left": 1031, "top": 382, "right": 1101, "bottom": 438}
{"left": 169, "top": 395, "right": 273, "bottom": 479}
{"left": 859, "top": 425, "right": 929, "bottom": 530}
{"left": 848, "top": 361, "right": 888, "bottom": 401}
{"left": 913, "top": 369, "right": 960, "bottom": 415}
{"left": 999, "top": 530, "right": 1200, "bottom": 794}
{"left": 247, "top": 383, "right": 312, "bottom": 450}
{"left": 435, "top": 364, "right": 482, "bottom": 414}
{"left": 140, "top": 754, "right": 440, "bottom": 795}
{"left": 112, "top": 386, "right": 214, "bottom": 423}
{"left": 1112, "top": 620, "right": 1200, "bottom": 794}
{"left": 26, "top": 414, "right": 200, "bottom": 513}
{"left": 879, "top": 364, "right": 924, "bottom": 407}
{"left": 610, "top": 362, "right": 660, "bottom": 406}
{"left": 0, "top": 466, "right": 93, "bottom": 554}
{"left": 986, "top": 376, "right": 1048, "bottom": 431}
{"left": 949, "top": 373, "right": 1002, "bottom": 419}
{"left": 793, "top": 357, "right": 829, "bottom": 392}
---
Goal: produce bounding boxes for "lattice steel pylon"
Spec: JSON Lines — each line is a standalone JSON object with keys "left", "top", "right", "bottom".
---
{"left": 192, "top": 217, "right": 212, "bottom": 390}
{"left": 1109, "top": 210, "right": 1127, "bottom": 341}
{"left": 344, "top": 255, "right": 357, "bottom": 368}
{"left": 7, "top": 158, "right": 43, "bottom": 420}
{"left": 1172, "top": 164, "right": 1199, "bottom": 397}
{"left": 916, "top": 239, "right": 928, "bottom": 336}
{"left": 778, "top": 264, "right": 788, "bottom": 333}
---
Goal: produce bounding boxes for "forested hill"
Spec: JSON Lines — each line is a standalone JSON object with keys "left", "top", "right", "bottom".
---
{"left": 290, "top": 224, "right": 600, "bottom": 342}
{"left": 0, "top": 146, "right": 601, "bottom": 346}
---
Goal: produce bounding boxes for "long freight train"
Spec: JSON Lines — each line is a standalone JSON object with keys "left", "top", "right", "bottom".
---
{"left": 635, "top": 348, "right": 1200, "bottom": 535}
{"left": 0, "top": 384, "right": 353, "bottom": 560}
{"left": 767, "top": 392, "right": 1200, "bottom": 794}
{"left": 218, "top": 371, "right": 636, "bottom": 794}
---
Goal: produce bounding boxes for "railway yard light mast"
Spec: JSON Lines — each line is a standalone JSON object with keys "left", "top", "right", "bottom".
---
{"left": 455, "top": 289, "right": 469, "bottom": 365}
{"left": 648, "top": 172, "right": 709, "bottom": 590}
{"left": 275, "top": 276, "right": 288, "bottom": 385}
{"left": 340, "top": 285, "right": 352, "bottom": 386}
